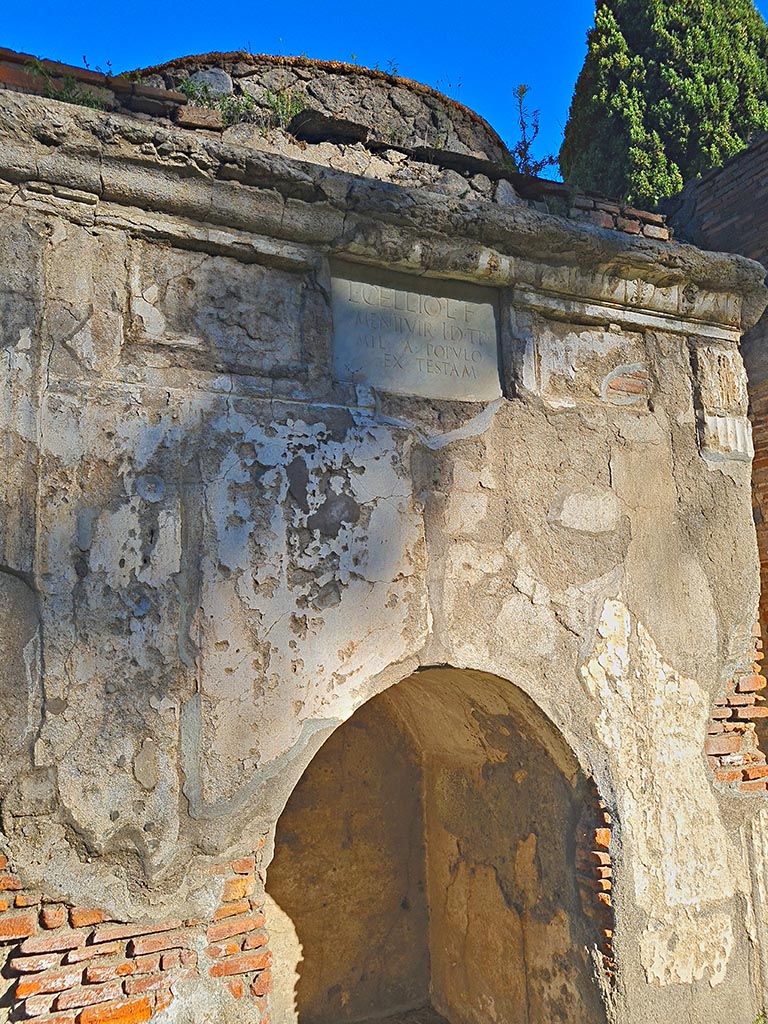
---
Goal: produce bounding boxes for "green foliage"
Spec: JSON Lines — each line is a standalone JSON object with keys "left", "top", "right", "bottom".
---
{"left": 263, "top": 86, "right": 307, "bottom": 128}
{"left": 756, "top": 1011, "right": 768, "bottom": 1024}
{"left": 179, "top": 78, "right": 308, "bottom": 131}
{"left": 560, "top": 0, "right": 768, "bottom": 206}
{"left": 178, "top": 78, "right": 258, "bottom": 127}
{"left": 27, "top": 58, "right": 108, "bottom": 110}
{"left": 508, "top": 84, "right": 557, "bottom": 176}
{"left": 218, "top": 92, "right": 257, "bottom": 128}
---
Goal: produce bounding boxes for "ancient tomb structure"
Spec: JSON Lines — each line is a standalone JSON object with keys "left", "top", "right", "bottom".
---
{"left": 1, "top": 49, "right": 768, "bottom": 1024}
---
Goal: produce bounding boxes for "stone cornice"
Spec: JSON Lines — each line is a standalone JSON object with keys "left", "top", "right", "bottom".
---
{"left": 1, "top": 90, "right": 765, "bottom": 337}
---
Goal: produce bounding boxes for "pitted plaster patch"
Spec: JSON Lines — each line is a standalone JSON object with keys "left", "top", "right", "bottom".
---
{"left": 23, "top": 632, "right": 42, "bottom": 736}
{"left": 0, "top": 329, "right": 36, "bottom": 441}
{"left": 640, "top": 909, "right": 733, "bottom": 988}
{"left": 550, "top": 489, "right": 621, "bottom": 534}
{"left": 582, "top": 598, "right": 736, "bottom": 986}
{"left": 192, "top": 408, "right": 428, "bottom": 807}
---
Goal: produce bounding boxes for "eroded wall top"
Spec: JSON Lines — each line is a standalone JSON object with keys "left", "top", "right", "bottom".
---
{"left": 0, "top": 46, "right": 677, "bottom": 240}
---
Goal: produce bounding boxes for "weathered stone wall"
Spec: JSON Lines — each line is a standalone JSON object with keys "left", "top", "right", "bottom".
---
{"left": 0, "top": 76, "right": 767, "bottom": 1024}
{"left": 0, "top": 46, "right": 676, "bottom": 240}
{"left": 666, "top": 139, "right": 768, "bottom": 672}
{"left": 143, "top": 52, "right": 508, "bottom": 159}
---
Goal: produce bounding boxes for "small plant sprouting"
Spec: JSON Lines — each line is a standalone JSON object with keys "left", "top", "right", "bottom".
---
{"left": 177, "top": 78, "right": 208, "bottom": 103}
{"left": 508, "top": 83, "right": 557, "bottom": 178}
{"left": 263, "top": 86, "right": 307, "bottom": 129}
{"left": 179, "top": 78, "right": 307, "bottom": 132}
{"left": 219, "top": 92, "right": 257, "bottom": 127}
{"left": 27, "top": 57, "right": 108, "bottom": 110}
{"left": 434, "top": 76, "right": 463, "bottom": 100}
{"left": 420, "top": 117, "right": 450, "bottom": 150}
{"left": 372, "top": 59, "right": 400, "bottom": 77}
{"left": 82, "top": 55, "right": 113, "bottom": 76}
{"left": 386, "top": 124, "right": 406, "bottom": 147}
{"left": 178, "top": 78, "right": 256, "bottom": 127}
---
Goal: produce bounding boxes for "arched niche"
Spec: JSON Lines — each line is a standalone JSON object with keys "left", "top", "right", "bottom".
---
{"left": 265, "top": 667, "right": 611, "bottom": 1024}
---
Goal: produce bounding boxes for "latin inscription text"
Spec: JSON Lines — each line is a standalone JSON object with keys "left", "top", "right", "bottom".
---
{"left": 331, "top": 268, "right": 501, "bottom": 401}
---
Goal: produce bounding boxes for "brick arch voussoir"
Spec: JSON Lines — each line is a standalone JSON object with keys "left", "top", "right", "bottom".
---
{"left": 576, "top": 779, "right": 617, "bottom": 981}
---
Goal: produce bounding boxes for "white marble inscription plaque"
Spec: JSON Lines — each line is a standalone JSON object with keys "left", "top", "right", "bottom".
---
{"left": 331, "top": 262, "right": 501, "bottom": 401}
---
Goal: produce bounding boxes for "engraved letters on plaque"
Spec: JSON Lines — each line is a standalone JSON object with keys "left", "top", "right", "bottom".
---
{"left": 331, "top": 262, "right": 501, "bottom": 401}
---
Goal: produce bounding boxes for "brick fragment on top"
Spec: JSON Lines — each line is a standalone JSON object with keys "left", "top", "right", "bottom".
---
{"left": 571, "top": 196, "right": 672, "bottom": 240}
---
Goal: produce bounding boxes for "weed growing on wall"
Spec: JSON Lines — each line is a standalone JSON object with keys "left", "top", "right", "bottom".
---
{"left": 433, "top": 75, "right": 463, "bottom": 100}
{"left": 178, "top": 79, "right": 307, "bottom": 131}
{"left": 263, "top": 87, "right": 307, "bottom": 129}
{"left": 178, "top": 79, "right": 256, "bottom": 127}
{"left": 26, "top": 58, "right": 108, "bottom": 110}
{"left": 507, "top": 83, "right": 556, "bottom": 177}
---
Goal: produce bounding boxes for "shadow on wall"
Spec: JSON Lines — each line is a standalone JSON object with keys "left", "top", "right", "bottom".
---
{"left": 264, "top": 893, "right": 303, "bottom": 1024}
{"left": 265, "top": 667, "right": 611, "bottom": 1024}
{"left": 0, "top": 207, "right": 423, "bottom": 891}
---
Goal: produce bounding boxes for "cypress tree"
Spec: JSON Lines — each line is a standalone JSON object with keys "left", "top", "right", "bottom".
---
{"left": 560, "top": 0, "right": 768, "bottom": 207}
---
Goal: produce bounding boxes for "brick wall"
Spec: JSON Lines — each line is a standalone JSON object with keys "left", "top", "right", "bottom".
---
{"left": 0, "top": 854, "right": 272, "bottom": 1023}
{"left": 705, "top": 621, "right": 768, "bottom": 790}
{"left": 664, "top": 133, "right": 768, "bottom": 265}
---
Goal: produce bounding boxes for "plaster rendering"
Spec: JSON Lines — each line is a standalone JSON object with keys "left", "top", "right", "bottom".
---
{"left": 0, "top": 50, "right": 767, "bottom": 1024}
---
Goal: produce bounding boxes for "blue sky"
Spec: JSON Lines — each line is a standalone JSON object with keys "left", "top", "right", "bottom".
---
{"left": 5, "top": 0, "right": 768, "bottom": 164}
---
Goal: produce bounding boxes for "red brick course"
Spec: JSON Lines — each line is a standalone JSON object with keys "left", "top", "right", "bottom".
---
{"left": 0, "top": 910, "right": 38, "bottom": 941}
{"left": 78, "top": 996, "right": 153, "bottom": 1024}
{"left": 706, "top": 622, "right": 768, "bottom": 792}
{"left": 42, "top": 906, "right": 69, "bottom": 930}
{"left": 206, "top": 910, "right": 265, "bottom": 943}
{"left": 0, "top": 852, "right": 272, "bottom": 1021}
{"left": 569, "top": 196, "right": 672, "bottom": 240}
